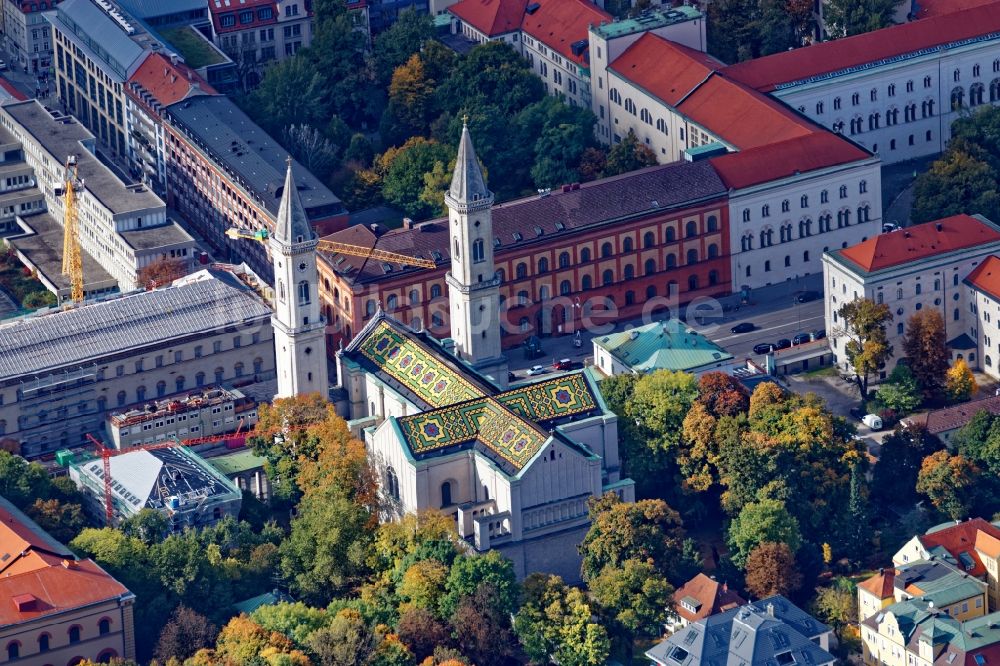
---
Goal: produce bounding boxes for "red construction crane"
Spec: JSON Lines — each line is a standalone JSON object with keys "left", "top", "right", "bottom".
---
{"left": 84, "top": 420, "right": 248, "bottom": 524}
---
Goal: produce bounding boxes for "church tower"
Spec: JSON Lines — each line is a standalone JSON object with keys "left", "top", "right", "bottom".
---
{"left": 269, "top": 159, "right": 329, "bottom": 398}
{"left": 445, "top": 122, "right": 508, "bottom": 387}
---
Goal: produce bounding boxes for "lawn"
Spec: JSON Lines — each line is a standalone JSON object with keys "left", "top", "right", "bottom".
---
{"left": 160, "top": 26, "right": 227, "bottom": 69}
{"left": 0, "top": 250, "right": 55, "bottom": 309}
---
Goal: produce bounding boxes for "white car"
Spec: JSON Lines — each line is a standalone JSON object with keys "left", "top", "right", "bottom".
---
{"left": 526, "top": 365, "right": 547, "bottom": 376}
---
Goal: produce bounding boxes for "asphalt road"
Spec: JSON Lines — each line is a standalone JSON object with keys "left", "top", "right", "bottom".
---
{"left": 710, "top": 299, "right": 825, "bottom": 360}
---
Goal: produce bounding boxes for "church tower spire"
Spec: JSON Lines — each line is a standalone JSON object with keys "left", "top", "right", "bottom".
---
{"left": 445, "top": 122, "right": 508, "bottom": 386}
{"left": 269, "top": 159, "right": 329, "bottom": 398}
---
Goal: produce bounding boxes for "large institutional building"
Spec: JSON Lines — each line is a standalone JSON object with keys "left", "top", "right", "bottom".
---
{"left": 335, "top": 126, "right": 633, "bottom": 580}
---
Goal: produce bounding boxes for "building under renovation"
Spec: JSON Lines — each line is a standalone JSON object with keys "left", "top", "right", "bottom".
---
{"left": 65, "top": 445, "right": 242, "bottom": 529}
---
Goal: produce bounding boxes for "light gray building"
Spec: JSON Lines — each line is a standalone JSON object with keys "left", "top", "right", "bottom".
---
{"left": 3, "top": 0, "right": 54, "bottom": 74}
{"left": 0, "top": 267, "right": 276, "bottom": 458}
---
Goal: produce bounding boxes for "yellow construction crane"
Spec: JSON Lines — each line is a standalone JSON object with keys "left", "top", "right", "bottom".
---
{"left": 61, "top": 155, "right": 84, "bottom": 302}
{"left": 225, "top": 227, "right": 437, "bottom": 269}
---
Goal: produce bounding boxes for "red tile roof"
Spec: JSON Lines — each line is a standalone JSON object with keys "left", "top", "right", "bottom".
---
{"left": 520, "top": 0, "right": 611, "bottom": 65}
{"left": 965, "top": 255, "right": 1000, "bottom": 301}
{"left": 127, "top": 53, "right": 216, "bottom": 110}
{"left": 607, "top": 33, "right": 722, "bottom": 106}
{"left": 858, "top": 568, "right": 896, "bottom": 598}
{"left": 723, "top": 3, "right": 1000, "bottom": 92}
{"left": 917, "top": 518, "right": 1000, "bottom": 578}
{"left": 837, "top": 215, "right": 1000, "bottom": 273}
{"left": 673, "top": 573, "right": 746, "bottom": 623}
{"left": 0, "top": 500, "right": 131, "bottom": 625}
{"left": 709, "top": 132, "right": 871, "bottom": 189}
{"left": 448, "top": 0, "right": 527, "bottom": 36}
{"left": 916, "top": 393, "right": 1000, "bottom": 435}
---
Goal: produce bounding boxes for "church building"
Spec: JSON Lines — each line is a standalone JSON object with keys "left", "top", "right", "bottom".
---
{"left": 334, "top": 124, "right": 634, "bottom": 581}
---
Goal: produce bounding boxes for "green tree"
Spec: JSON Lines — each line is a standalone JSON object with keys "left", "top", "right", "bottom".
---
{"left": 902, "top": 310, "right": 950, "bottom": 401}
{"left": 530, "top": 119, "right": 596, "bottom": 189}
{"left": 514, "top": 574, "right": 610, "bottom": 666}
{"left": 917, "top": 450, "right": 982, "bottom": 520}
{"left": 372, "top": 10, "right": 436, "bottom": 89}
{"left": 245, "top": 56, "right": 332, "bottom": 135}
{"left": 579, "top": 492, "right": 689, "bottom": 583}
{"left": 120, "top": 508, "right": 169, "bottom": 545}
{"left": 845, "top": 463, "right": 871, "bottom": 564}
{"left": 744, "top": 541, "right": 802, "bottom": 598}
{"left": 0, "top": 450, "right": 57, "bottom": 508}
{"left": 912, "top": 149, "right": 1000, "bottom": 224}
{"left": 810, "top": 578, "right": 858, "bottom": 635}
{"left": 25, "top": 498, "right": 86, "bottom": 544}
{"left": 418, "top": 159, "right": 451, "bottom": 217}
{"left": 381, "top": 137, "right": 453, "bottom": 219}
{"left": 822, "top": 0, "right": 898, "bottom": 38}
{"left": 439, "top": 550, "right": 519, "bottom": 618}
{"left": 436, "top": 41, "right": 544, "bottom": 118}
{"left": 836, "top": 298, "right": 893, "bottom": 399}
{"left": 871, "top": 424, "right": 942, "bottom": 506}
{"left": 381, "top": 53, "right": 438, "bottom": 148}
{"left": 626, "top": 369, "right": 699, "bottom": 454}
{"left": 946, "top": 358, "right": 978, "bottom": 403}
{"left": 251, "top": 602, "right": 329, "bottom": 647}
{"left": 728, "top": 498, "right": 801, "bottom": 567}
{"left": 308, "top": 608, "right": 376, "bottom": 666}
{"left": 603, "top": 129, "right": 658, "bottom": 176}
{"left": 875, "top": 364, "right": 922, "bottom": 414}
{"left": 589, "top": 559, "right": 672, "bottom": 662}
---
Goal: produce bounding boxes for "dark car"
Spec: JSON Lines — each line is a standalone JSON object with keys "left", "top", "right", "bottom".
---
{"left": 795, "top": 291, "right": 821, "bottom": 303}
{"left": 753, "top": 343, "right": 775, "bottom": 354}
{"left": 731, "top": 322, "right": 755, "bottom": 334}
{"left": 792, "top": 332, "right": 812, "bottom": 345}
{"left": 775, "top": 338, "right": 792, "bottom": 350}
{"left": 812, "top": 329, "right": 826, "bottom": 340}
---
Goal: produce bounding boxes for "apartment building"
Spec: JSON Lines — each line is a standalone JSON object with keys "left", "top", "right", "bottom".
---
{"left": 0, "top": 99, "right": 197, "bottom": 292}
{"left": 0, "top": 267, "right": 276, "bottom": 458}
{"left": 0, "top": 495, "right": 136, "bottom": 663}
{"left": 3, "top": 0, "right": 57, "bottom": 73}
{"left": 859, "top": 559, "right": 990, "bottom": 623}
{"left": 46, "top": 0, "right": 165, "bottom": 160}
{"left": 208, "top": 0, "right": 313, "bottom": 85}
{"left": 822, "top": 215, "right": 1000, "bottom": 379}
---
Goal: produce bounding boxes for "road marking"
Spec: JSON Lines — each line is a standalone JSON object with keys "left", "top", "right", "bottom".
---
{"left": 714, "top": 314, "right": 825, "bottom": 342}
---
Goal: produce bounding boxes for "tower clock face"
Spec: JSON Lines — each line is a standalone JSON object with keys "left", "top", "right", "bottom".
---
{"left": 298, "top": 262, "right": 307, "bottom": 273}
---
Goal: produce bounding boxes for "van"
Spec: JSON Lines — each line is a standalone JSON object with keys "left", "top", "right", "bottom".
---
{"left": 862, "top": 413, "right": 883, "bottom": 430}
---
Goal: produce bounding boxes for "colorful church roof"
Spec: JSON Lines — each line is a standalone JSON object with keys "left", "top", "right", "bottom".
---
{"left": 344, "top": 312, "right": 604, "bottom": 473}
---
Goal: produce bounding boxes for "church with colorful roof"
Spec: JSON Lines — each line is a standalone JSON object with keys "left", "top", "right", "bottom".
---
{"left": 334, "top": 125, "right": 634, "bottom": 581}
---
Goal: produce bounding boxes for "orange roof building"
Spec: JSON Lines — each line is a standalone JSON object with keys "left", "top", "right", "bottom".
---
{"left": 0, "top": 495, "right": 135, "bottom": 663}
{"left": 673, "top": 573, "right": 746, "bottom": 626}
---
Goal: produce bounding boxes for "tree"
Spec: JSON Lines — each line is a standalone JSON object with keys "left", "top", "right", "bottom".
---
{"left": 282, "top": 124, "right": 340, "bottom": 181}
{"left": 245, "top": 55, "right": 333, "bottom": 135}
{"left": 396, "top": 608, "right": 452, "bottom": 662}
{"left": 372, "top": 10, "right": 436, "bottom": 89}
{"left": 137, "top": 257, "right": 188, "bottom": 289}
{"left": 875, "top": 364, "right": 922, "bottom": 415}
{"left": 727, "top": 498, "right": 801, "bottom": 567}
{"left": 450, "top": 583, "right": 519, "bottom": 666}
{"left": 381, "top": 137, "right": 453, "bottom": 219}
{"left": 439, "top": 550, "right": 519, "bottom": 618}
{"left": 0, "top": 450, "right": 62, "bottom": 509}
{"left": 946, "top": 358, "right": 977, "bottom": 403}
{"left": 589, "top": 559, "right": 672, "bottom": 662}
{"left": 626, "top": 370, "right": 699, "bottom": 454}
{"left": 917, "top": 450, "right": 982, "bottom": 520}
{"left": 822, "top": 0, "right": 898, "bottom": 38}
{"left": 436, "top": 41, "right": 544, "bottom": 118}
{"left": 514, "top": 574, "right": 610, "bottom": 666}
{"left": 25, "top": 498, "right": 86, "bottom": 544}
{"left": 398, "top": 559, "right": 449, "bottom": 612}
{"left": 381, "top": 54, "right": 437, "bottom": 147}
{"left": 579, "top": 492, "right": 688, "bottom": 583}
{"left": 120, "top": 508, "right": 170, "bottom": 545}
{"left": 911, "top": 149, "right": 1000, "bottom": 225}
{"left": 208, "top": 615, "right": 308, "bottom": 666}
{"left": 418, "top": 159, "right": 450, "bottom": 217}
{"left": 744, "top": 542, "right": 802, "bottom": 598}
{"left": 251, "top": 602, "right": 329, "bottom": 647}
{"left": 308, "top": 608, "right": 376, "bottom": 666}
{"left": 155, "top": 605, "right": 217, "bottom": 663}
{"left": 810, "top": 578, "right": 858, "bottom": 634}
{"left": 697, "top": 371, "right": 751, "bottom": 417}
{"left": 603, "top": 129, "right": 658, "bottom": 176}
{"left": 871, "top": 424, "right": 942, "bottom": 506}
{"left": 902, "top": 310, "right": 950, "bottom": 401}
{"left": 844, "top": 463, "right": 871, "bottom": 564}
{"left": 836, "top": 298, "right": 893, "bottom": 399}
{"left": 530, "top": 118, "right": 597, "bottom": 189}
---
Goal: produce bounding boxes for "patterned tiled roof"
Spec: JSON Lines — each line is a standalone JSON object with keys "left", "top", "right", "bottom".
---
{"left": 345, "top": 313, "right": 603, "bottom": 472}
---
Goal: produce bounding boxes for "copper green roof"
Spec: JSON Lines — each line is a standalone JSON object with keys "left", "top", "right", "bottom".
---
{"left": 596, "top": 319, "right": 733, "bottom": 372}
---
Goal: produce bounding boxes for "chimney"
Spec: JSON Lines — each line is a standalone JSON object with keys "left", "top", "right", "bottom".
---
{"left": 402, "top": 217, "right": 414, "bottom": 230}
{"left": 766, "top": 602, "right": 775, "bottom": 617}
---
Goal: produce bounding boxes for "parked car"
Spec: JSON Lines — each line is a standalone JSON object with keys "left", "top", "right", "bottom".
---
{"left": 792, "top": 332, "right": 811, "bottom": 345}
{"left": 526, "top": 365, "right": 547, "bottom": 376}
{"left": 795, "top": 291, "right": 821, "bottom": 303}
{"left": 553, "top": 358, "right": 575, "bottom": 370}
{"left": 811, "top": 329, "right": 826, "bottom": 340}
{"left": 862, "top": 413, "right": 884, "bottom": 430}
{"left": 775, "top": 338, "right": 792, "bottom": 350}
{"left": 753, "top": 343, "right": 775, "bottom": 354}
{"left": 0, "top": 61, "right": 8, "bottom": 72}
{"left": 882, "top": 222, "right": 899, "bottom": 233}
{"left": 731, "top": 322, "right": 755, "bottom": 334}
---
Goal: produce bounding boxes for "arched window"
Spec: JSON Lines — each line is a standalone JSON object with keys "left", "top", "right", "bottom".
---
{"left": 517, "top": 290, "right": 529, "bottom": 306}
{"left": 624, "top": 98, "right": 636, "bottom": 114}
{"left": 581, "top": 275, "right": 593, "bottom": 290}
{"left": 781, "top": 199, "right": 790, "bottom": 213}
{"left": 117, "top": 390, "right": 127, "bottom": 406}
{"left": 992, "top": 79, "right": 1000, "bottom": 102}
{"left": 601, "top": 242, "right": 613, "bottom": 258}
{"left": 971, "top": 83, "right": 985, "bottom": 106}
{"left": 610, "top": 88, "right": 621, "bottom": 104}
{"left": 68, "top": 626, "right": 81, "bottom": 644}
{"left": 624, "top": 264, "right": 635, "bottom": 279}
{"left": 472, "top": 238, "right": 485, "bottom": 263}
{"left": 430, "top": 284, "right": 442, "bottom": 298}
{"left": 707, "top": 215, "right": 718, "bottom": 232}
{"left": 559, "top": 251, "right": 570, "bottom": 268}
{"left": 602, "top": 269, "right": 614, "bottom": 285}
{"left": 622, "top": 237, "right": 634, "bottom": 252}
{"left": 988, "top": 356, "right": 993, "bottom": 368}
{"left": 688, "top": 275, "right": 698, "bottom": 291}
{"left": 386, "top": 294, "right": 398, "bottom": 310}
{"left": 538, "top": 257, "right": 549, "bottom": 273}
{"left": 7, "top": 642, "right": 19, "bottom": 660}
{"left": 580, "top": 247, "right": 591, "bottom": 262}
{"left": 235, "top": 363, "right": 244, "bottom": 377}
{"left": 366, "top": 300, "right": 376, "bottom": 316}
{"left": 409, "top": 289, "right": 419, "bottom": 305}
{"left": 96, "top": 650, "right": 118, "bottom": 664}
{"left": 253, "top": 357, "right": 264, "bottom": 375}
{"left": 643, "top": 231, "right": 655, "bottom": 248}
{"left": 156, "top": 381, "right": 166, "bottom": 398}
{"left": 625, "top": 290, "right": 635, "bottom": 305}
{"left": 175, "top": 376, "right": 185, "bottom": 393}
{"left": 386, "top": 467, "right": 400, "bottom": 501}
{"left": 656, "top": 118, "right": 668, "bottom": 135}
{"left": 666, "top": 253, "right": 677, "bottom": 269}
{"left": 516, "top": 263, "right": 528, "bottom": 279}
{"left": 297, "top": 280, "right": 310, "bottom": 305}
{"left": 560, "top": 280, "right": 571, "bottom": 295}
{"left": 37, "top": 634, "right": 49, "bottom": 652}
{"left": 784, "top": 255, "right": 791, "bottom": 267}
{"left": 646, "top": 285, "right": 656, "bottom": 298}
{"left": 685, "top": 221, "right": 697, "bottom": 237}
{"left": 665, "top": 227, "right": 676, "bottom": 242}
{"left": 277, "top": 279, "right": 285, "bottom": 302}
{"left": 99, "top": 618, "right": 111, "bottom": 635}
{"left": 686, "top": 249, "right": 698, "bottom": 264}
{"left": 951, "top": 86, "right": 964, "bottom": 110}
{"left": 640, "top": 108, "right": 652, "bottom": 124}
{"left": 707, "top": 244, "right": 718, "bottom": 259}
{"left": 644, "top": 258, "right": 656, "bottom": 275}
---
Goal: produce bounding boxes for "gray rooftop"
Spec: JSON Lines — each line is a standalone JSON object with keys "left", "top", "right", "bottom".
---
{"left": 648, "top": 596, "right": 835, "bottom": 666}
{"left": 2, "top": 101, "right": 165, "bottom": 215}
{"left": 6, "top": 212, "right": 116, "bottom": 293}
{"left": 46, "top": 0, "right": 154, "bottom": 81}
{"left": 0, "top": 269, "right": 271, "bottom": 383}
{"left": 164, "top": 95, "right": 344, "bottom": 221}
{"left": 114, "top": 0, "right": 207, "bottom": 19}
{"left": 119, "top": 219, "right": 194, "bottom": 251}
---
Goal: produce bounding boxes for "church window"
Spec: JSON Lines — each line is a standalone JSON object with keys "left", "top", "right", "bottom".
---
{"left": 298, "top": 281, "right": 310, "bottom": 305}
{"left": 386, "top": 467, "right": 400, "bottom": 501}
{"left": 472, "top": 238, "right": 485, "bottom": 263}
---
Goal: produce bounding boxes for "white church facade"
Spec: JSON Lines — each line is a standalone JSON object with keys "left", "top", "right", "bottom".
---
{"left": 334, "top": 125, "right": 634, "bottom": 581}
